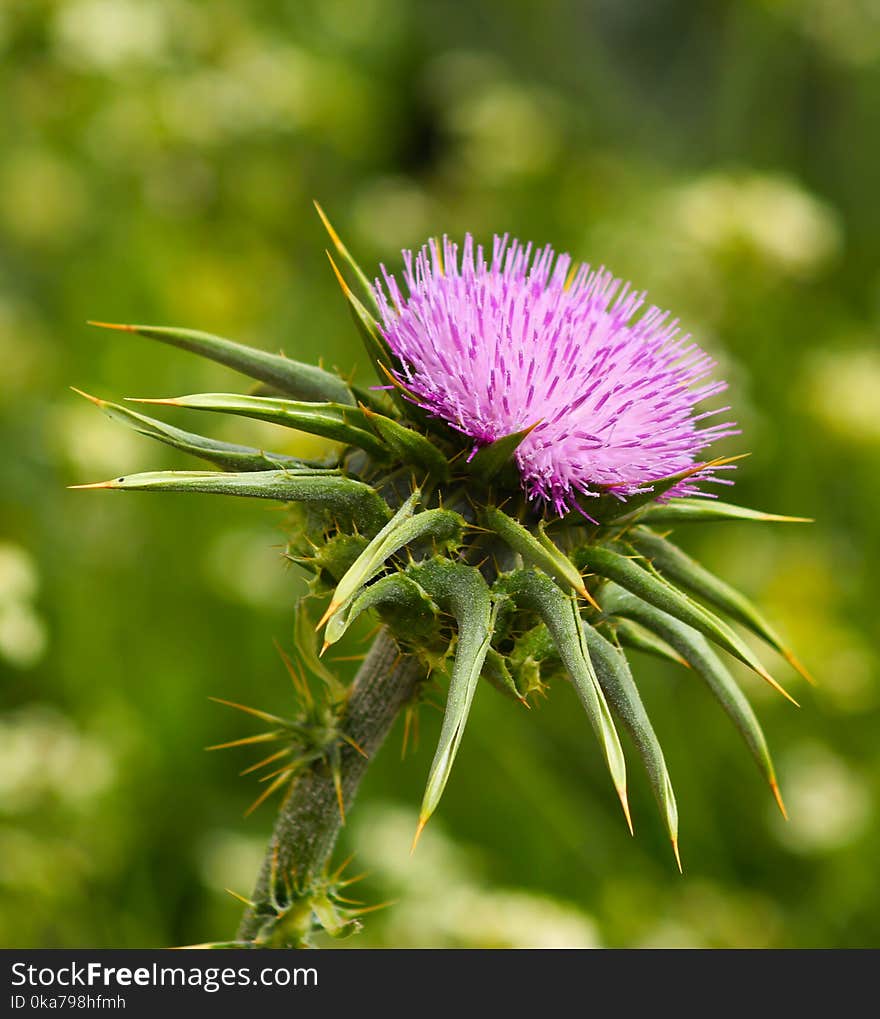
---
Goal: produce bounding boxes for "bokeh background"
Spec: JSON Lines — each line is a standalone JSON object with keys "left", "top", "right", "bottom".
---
{"left": 2, "top": 0, "right": 879, "bottom": 948}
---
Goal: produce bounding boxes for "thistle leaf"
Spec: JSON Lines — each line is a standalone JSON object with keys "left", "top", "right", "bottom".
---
{"left": 407, "top": 559, "right": 495, "bottom": 841}
{"left": 577, "top": 544, "right": 798, "bottom": 705}
{"left": 465, "top": 424, "right": 539, "bottom": 482}
{"left": 73, "top": 390, "right": 334, "bottom": 473}
{"left": 71, "top": 470, "right": 392, "bottom": 535}
{"left": 482, "top": 506, "right": 593, "bottom": 605}
{"left": 630, "top": 526, "right": 811, "bottom": 681}
{"left": 89, "top": 321, "right": 355, "bottom": 406}
{"left": 612, "top": 618, "right": 689, "bottom": 668}
{"left": 498, "top": 569, "right": 630, "bottom": 831}
{"left": 580, "top": 623, "right": 679, "bottom": 858}
{"left": 360, "top": 405, "right": 451, "bottom": 481}
{"left": 129, "top": 392, "right": 388, "bottom": 459}
{"left": 601, "top": 584, "right": 786, "bottom": 817}
{"left": 634, "top": 498, "right": 812, "bottom": 526}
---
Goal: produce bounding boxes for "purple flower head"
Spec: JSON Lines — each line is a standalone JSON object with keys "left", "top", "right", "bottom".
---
{"left": 374, "top": 235, "right": 737, "bottom": 515}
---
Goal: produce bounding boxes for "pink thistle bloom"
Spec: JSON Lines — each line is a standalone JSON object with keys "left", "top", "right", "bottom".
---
{"left": 374, "top": 235, "right": 737, "bottom": 515}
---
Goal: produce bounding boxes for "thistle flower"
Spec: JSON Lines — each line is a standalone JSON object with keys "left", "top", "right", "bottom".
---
{"left": 72, "top": 206, "right": 811, "bottom": 948}
{"left": 375, "top": 235, "right": 737, "bottom": 514}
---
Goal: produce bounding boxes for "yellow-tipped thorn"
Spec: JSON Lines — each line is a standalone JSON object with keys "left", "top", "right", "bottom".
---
{"left": 577, "top": 583, "right": 602, "bottom": 612}
{"left": 69, "top": 386, "right": 106, "bottom": 407}
{"left": 672, "top": 836, "right": 683, "bottom": 874}
{"left": 316, "top": 601, "right": 341, "bottom": 630}
{"left": 618, "top": 789, "right": 634, "bottom": 836}
{"left": 770, "top": 780, "right": 789, "bottom": 821}
{"left": 68, "top": 480, "right": 117, "bottom": 490}
{"left": 760, "top": 669, "right": 800, "bottom": 707}
{"left": 87, "top": 320, "right": 136, "bottom": 332}
{"left": 411, "top": 817, "right": 428, "bottom": 855}
{"left": 313, "top": 201, "right": 345, "bottom": 252}
{"left": 320, "top": 641, "right": 331, "bottom": 658}
{"left": 325, "top": 250, "right": 353, "bottom": 297}
{"left": 784, "top": 649, "right": 817, "bottom": 687}
{"left": 224, "top": 888, "right": 255, "bottom": 908}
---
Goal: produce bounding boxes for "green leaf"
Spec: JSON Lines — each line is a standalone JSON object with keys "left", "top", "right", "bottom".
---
{"left": 634, "top": 498, "right": 812, "bottom": 526}
{"left": 322, "top": 500, "right": 465, "bottom": 646}
{"left": 482, "top": 506, "right": 592, "bottom": 603}
{"left": 89, "top": 322, "right": 355, "bottom": 406}
{"left": 129, "top": 392, "right": 388, "bottom": 459}
{"left": 407, "top": 559, "right": 495, "bottom": 841}
{"left": 71, "top": 469, "right": 392, "bottom": 535}
{"left": 576, "top": 544, "right": 798, "bottom": 705}
{"left": 497, "top": 569, "right": 630, "bottom": 831}
{"left": 360, "top": 406, "right": 451, "bottom": 481}
{"left": 325, "top": 252, "right": 396, "bottom": 385}
{"left": 601, "top": 584, "right": 786, "bottom": 818}
{"left": 611, "top": 618, "right": 688, "bottom": 668}
{"left": 465, "top": 424, "right": 538, "bottom": 482}
{"left": 581, "top": 623, "right": 679, "bottom": 860}
{"left": 630, "top": 527, "right": 812, "bottom": 681}
{"left": 73, "top": 389, "right": 336, "bottom": 473}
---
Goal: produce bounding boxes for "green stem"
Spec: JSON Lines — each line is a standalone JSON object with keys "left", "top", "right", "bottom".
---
{"left": 236, "top": 629, "right": 422, "bottom": 944}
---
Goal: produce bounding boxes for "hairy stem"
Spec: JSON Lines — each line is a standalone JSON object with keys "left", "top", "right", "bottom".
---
{"left": 237, "top": 628, "right": 422, "bottom": 943}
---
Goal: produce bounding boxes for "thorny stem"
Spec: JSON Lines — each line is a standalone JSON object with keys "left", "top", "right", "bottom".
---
{"left": 237, "top": 629, "right": 423, "bottom": 943}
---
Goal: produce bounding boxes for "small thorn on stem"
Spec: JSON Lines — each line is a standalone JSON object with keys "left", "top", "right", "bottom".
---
{"left": 67, "top": 480, "right": 116, "bottom": 490}
{"left": 760, "top": 670, "right": 800, "bottom": 708}
{"left": 784, "top": 649, "right": 817, "bottom": 687}
{"left": 618, "top": 789, "right": 634, "bottom": 836}
{"left": 319, "top": 641, "right": 330, "bottom": 658}
{"left": 316, "top": 601, "right": 341, "bottom": 630}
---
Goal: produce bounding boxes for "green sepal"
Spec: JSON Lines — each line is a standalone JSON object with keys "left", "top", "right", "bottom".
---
{"left": 324, "top": 571, "right": 442, "bottom": 652}
{"left": 496, "top": 569, "right": 630, "bottom": 829}
{"left": 321, "top": 496, "right": 465, "bottom": 646}
{"left": 130, "top": 392, "right": 388, "bottom": 460}
{"left": 509, "top": 623, "right": 558, "bottom": 700}
{"left": 601, "top": 584, "right": 784, "bottom": 815}
{"left": 73, "top": 469, "right": 392, "bottom": 535}
{"left": 293, "top": 595, "right": 348, "bottom": 699}
{"left": 407, "top": 558, "right": 495, "bottom": 835}
{"left": 482, "top": 506, "right": 589, "bottom": 601}
{"left": 304, "top": 533, "right": 370, "bottom": 587}
{"left": 633, "top": 498, "right": 812, "bottom": 527}
{"left": 74, "top": 390, "right": 333, "bottom": 473}
{"left": 464, "top": 424, "right": 537, "bottom": 483}
{"left": 610, "top": 618, "right": 688, "bottom": 668}
{"left": 482, "top": 647, "right": 527, "bottom": 705}
{"left": 629, "top": 527, "right": 797, "bottom": 664}
{"left": 589, "top": 456, "right": 741, "bottom": 523}
{"left": 575, "top": 544, "right": 794, "bottom": 703}
{"left": 361, "top": 406, "right": 451, "bottom": 481}
{"left": 580, "top": 622, "right": 679, "bottom": 851}
{"left": 90, "top": 322, "right": 355, "bottom": 406}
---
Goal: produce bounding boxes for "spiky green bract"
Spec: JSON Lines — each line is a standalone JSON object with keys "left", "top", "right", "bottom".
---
{"left": 74, "top": 469, "right": 391, "bottom": 535}
{"left": 407, "top": 558, "right": 494, "bottom": 842}
{"left": 73, "top": 390, "right": 330, "bottom": 473}
{"left": 600, "top": 584, "right": 786, "bottom": 818}
{"left": 574, "top": 543, "right": 798, "bottom": 705}
{"left": 496, "top": 568, "right": 631, "bottom": 830}
{"left": 580, "top": 624, "right": 679, "bottom": 862}
{"left": 76, "top": 210, "right": 810, "bottom": 906}
{"left": 90, "top": 321, "right": 356, "bottom": 406}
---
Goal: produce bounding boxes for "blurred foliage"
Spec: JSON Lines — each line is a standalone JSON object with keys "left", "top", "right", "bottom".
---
{"left": 1, "top": 0, "right": 879, "bottom": 948}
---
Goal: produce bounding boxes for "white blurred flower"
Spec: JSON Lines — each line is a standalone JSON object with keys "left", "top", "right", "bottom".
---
{"left": 354, "top": 804, "right": 599, "bottom": 948}
{"left": 670, "top": 173, "right": 841, "bottom": 277}
{"left": 775, "top": 743, "right": 872, "bottom": 852}
{"left": 0, "top": 706, "right": 115, "bottom": 811}
{"left": 801, "top": 346, "right": 880, "bottom": 445}
{"left": 0, "top": 544, "right": 47, "bottom": 669}
{"left": 198, "top": 829, "right": 266, "bottom": 894}
{"left": 53, "top": 0, "right": 170, "bottom": 71}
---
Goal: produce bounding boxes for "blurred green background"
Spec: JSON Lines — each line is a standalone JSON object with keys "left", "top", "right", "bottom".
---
{"left": 2, "top": 0, "right": 879, "bottom": 948}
